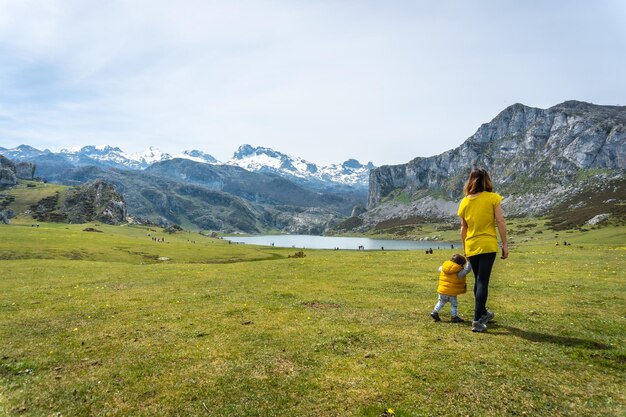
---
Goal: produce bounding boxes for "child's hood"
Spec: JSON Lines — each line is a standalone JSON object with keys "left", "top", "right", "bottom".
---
{"left": 441, "top": 260, "right": 463, "bottom": 275}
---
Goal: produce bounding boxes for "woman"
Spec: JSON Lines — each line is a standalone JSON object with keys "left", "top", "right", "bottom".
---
{"left": 458, "top": 168, "right": 508, "bottom": 332}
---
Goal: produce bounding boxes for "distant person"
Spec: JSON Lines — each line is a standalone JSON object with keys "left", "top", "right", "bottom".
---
{"left": 458, "top": 168, "right": 508, "bottom": 332}
{"left": 430, "top": 253, "right": 471, "bottom": 323}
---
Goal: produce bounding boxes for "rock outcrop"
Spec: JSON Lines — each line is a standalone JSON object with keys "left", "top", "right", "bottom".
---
{"left": 0, "top": 155, "right": 16, "bottom": 170}
{"left": 368, "top": 101, "right": 624, "bottom": 209}
{"left": 0, "top": 155, "right": 37, "bottom": 184}
{"left": 0, "top": 156, "right": 17, "bottom": 187}
{"left": 351, "top": 204, "right": 367, "bottom": 217}
{"left": 16, "top": 162, "right": 36, "bottom": 180}
{"left": 360, "top": 101, "right": 625, "bottom": 229}
{"left": 64, "top": 180, "right": 127, "bottom": 224}
{"left": 369, "top": 101, "right": 625, "bottom": 208}
{"left": 31, "top": 180, "right": 128, "bottom": 225}
{"left": 0, "top": 168, "right": 17, "bottom": 187}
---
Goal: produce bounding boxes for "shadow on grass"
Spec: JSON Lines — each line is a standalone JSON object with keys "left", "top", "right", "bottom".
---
{"left": 193, "top": 252, "right": 286, "bottom": 264}
{"left": 492, "top": 324, "right": 611, "bottom": 350}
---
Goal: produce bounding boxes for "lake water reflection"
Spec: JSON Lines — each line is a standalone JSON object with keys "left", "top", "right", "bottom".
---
{"left": 226, "top": 235, "right": 460, "bottom": 251}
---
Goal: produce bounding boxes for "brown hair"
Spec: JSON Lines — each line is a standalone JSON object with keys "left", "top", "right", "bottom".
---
{"left": 463, "top": 168, "right": 494, "bottom": 196}
{"left": 450, "top": 254, "right": 466, "bottom": 265}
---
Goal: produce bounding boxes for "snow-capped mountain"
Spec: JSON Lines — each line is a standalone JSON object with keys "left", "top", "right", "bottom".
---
{"left": 174, "top": 150, "right": 218, "bottom": 164}
{"left": 60, "top": 145, "right": 138, "bottom": 169}
{"left": 0, "top": 144, "right": 50, "bottom": 160}
{"left": 130, "top": 146, "right": 172, "bottom": 166}
{"left": 228, "top": 144, "right": 374, "bottom": 189}
{"left": 229, "top": 144, "right": 318, "bottom": 176}
{"left": 1, "top": 143, "right": 374, "bottom": 189}
{"left": 57, "top": 145, "right": 173, "bottom": 170}
{"left": 318, "top": 158, "right": 376, "bottom": 187}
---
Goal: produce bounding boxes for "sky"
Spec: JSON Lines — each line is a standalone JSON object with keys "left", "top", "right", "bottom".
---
{"left": 0, "top": 1, "right": 625, "bottom": 166}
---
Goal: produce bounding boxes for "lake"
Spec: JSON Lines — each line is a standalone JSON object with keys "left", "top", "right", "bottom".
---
{"left": 226, "top": 235, "right": 460, "bottom": 251}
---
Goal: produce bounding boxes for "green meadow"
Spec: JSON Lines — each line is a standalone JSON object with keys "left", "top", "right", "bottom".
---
{"left": 0, "top": 220, "right": 624, "bottom": 416}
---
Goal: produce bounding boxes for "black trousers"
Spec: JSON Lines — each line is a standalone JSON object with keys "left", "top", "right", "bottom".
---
{"left": 468, "top": 252, "right": 497, "bottom": 321}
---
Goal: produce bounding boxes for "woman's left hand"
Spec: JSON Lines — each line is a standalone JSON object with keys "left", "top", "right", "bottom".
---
{"left": 501, "top": 244, "right": 509, "bottom": 259}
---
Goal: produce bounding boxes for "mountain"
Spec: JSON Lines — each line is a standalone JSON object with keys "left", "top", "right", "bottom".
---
{"left": 1, "top": 143, "right": 372, "bottom": 189}
{"left": 0, "top": 146, "right": 75, "bottom": 178}
{"left": 177, "top": 150, "right": 218, "bottom": 164}
{"left": 129, "top": 146, "right": 173, "bottom": 167}
{"left": 144, "top": 158, "right": 365, "bottom": 234}
{"left": 349, "top": 101, "right": 625, "bottom": 231}
{"left": 146, "top": 158, "right": 359, "bottom": 215}
{"left": 228, "top": 144, "right": 374, "bottom": 190}
{"left": 0, "top": 144, "right": 51, "bottom": 160}
{"left": 37, "top": 163, "right": 352, "bottom": 234}
{"left": 58, "top": 145, "right": 173, "bottom": 170}
{"left": 1, "top": 144, "right": 179, "bottom": 170}
{"left": 44, "top": 165, "right": 267, "bottom": 232}
{"left": 1, "top": 143, "right": 368, "bottom": 233}
{"left": 2, "top": 151, "right": 364, "bottom": 233}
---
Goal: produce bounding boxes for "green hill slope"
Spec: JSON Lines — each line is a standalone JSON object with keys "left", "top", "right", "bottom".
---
{"left": 1, "top": 179, "right": 126, "bottom": 225}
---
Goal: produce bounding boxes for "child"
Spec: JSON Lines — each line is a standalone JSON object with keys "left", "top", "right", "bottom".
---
{"left": 430, "top": 254, "right": 471, "bottom": 323}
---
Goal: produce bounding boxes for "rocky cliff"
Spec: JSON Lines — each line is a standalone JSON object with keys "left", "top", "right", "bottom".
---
{"left": 0, "top": 155, "right": 17, "bottom": 186}
{"left": 0, "top": 155, "right": 37, "bottom": 185}
{"left": 1, "top": 156, "right": 39, "bottom": 223}
{"left": 363, "top": 101, "right": 625, "bottom": 226}
{"left": 63, "top": 180, "right": 127, "bottom": 224}
{"left": 30, "top": 180, "right": 127, "bottom": 225}
{"left": 16, "top": 162, "right": 36, "bottom": 180}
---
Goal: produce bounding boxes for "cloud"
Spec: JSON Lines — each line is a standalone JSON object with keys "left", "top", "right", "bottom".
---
{"left": 0, "top": 0, "right": 624, "bottom": 164}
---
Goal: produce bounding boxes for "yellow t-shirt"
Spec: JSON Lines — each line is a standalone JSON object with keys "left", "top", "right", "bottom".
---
{"left": 457, "top": 192, "right": 502, "bottom": 257}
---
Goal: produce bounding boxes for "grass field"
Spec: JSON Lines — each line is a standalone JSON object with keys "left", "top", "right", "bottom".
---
{"left": 1, "top": 220, "right": 624, "bottom": 416}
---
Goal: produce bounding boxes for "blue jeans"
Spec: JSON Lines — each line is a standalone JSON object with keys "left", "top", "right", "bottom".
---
{"left": 468, "top": 252, "right": 497, "bottom": 321}
{"left": 433, "top": 294, "right": 459, "bottom": 317}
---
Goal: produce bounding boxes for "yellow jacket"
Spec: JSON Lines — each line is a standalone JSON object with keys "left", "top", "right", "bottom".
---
{"left": 437, "top": 260, "right": 470, "bottom": 296}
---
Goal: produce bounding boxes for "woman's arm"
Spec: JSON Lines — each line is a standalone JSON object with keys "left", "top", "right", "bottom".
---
{"left": 460, "top": 218, "right": 468, "bottom": 256}
{"left": 495, "top": 204, "right": 509, "bottom": 259}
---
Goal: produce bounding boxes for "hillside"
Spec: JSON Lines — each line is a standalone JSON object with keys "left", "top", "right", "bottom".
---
{"left": 1, "top": 179, "right": 127, "bottom": 225}
{"left": 145, "top": 158, "right": 359, "bottom": 214}
{"left": 350, "top": 101, "right": 625, "bottom": 232}
{"left": 20, "top": 164, "right": 354, "bottom": 234}
{"left": 0, "top": 150, "right": 367, "bottom": 233}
